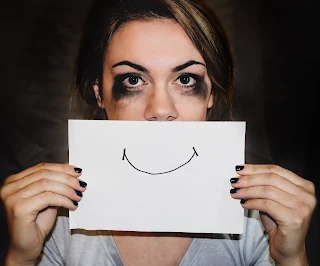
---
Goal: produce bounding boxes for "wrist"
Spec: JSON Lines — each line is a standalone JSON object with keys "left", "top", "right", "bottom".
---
{"left": 274, "top": 248, "right": 309, "bottom": 266}
{"left": 5, "top": 250, "right": 36, "bottom": 266}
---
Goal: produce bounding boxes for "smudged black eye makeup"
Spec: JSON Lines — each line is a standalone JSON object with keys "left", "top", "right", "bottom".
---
{"left": 112, "top": 73, "right": 146, "bottom": 100}
{"left": 174, "top": 73, "right": 208, "bottom": 98}
{"left": 111, "top": 72, "right": 208, "bottom": 101}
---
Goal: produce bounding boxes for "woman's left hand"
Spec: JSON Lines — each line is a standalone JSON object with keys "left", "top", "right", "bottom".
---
{"left": 230, "top": 164, "right": 317, "bottom": 266}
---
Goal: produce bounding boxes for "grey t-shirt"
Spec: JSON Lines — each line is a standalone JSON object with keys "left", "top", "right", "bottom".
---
{"left": 37, "top": 208, "right": 275, "bottom": 265}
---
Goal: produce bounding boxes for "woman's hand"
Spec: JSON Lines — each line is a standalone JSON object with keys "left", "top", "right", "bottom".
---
{"left": 0, "top": 163, "right": 87, "bottom": 265}
{"left": 230, "top": 164, "right": 317, "bottom": 266}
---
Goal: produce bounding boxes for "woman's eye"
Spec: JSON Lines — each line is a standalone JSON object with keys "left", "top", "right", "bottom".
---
{"left": 175, "top": 75, "right": 197, "bottom": 87}
{"left": 123, "top": 75, "right": 145, "bottom": 88}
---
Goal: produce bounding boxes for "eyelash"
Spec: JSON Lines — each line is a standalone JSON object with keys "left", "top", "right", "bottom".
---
{"left": 114, "top": 73, "right": 146, "bottom": 91}
{"left": 174, "top": 73, "right": 199, "bottom": 90}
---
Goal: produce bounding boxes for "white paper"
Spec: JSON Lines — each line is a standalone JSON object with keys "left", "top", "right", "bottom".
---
{"left": 68, "top": 120, "right": 246, "bottom": 234}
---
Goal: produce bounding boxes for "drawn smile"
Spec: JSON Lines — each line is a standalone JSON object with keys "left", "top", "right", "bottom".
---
{"left": 122, "top": 147, "right": 198, "bottom": 175}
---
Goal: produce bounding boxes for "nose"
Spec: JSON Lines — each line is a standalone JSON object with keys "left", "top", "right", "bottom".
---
{"left": 144, "top": 87, "right": 178, "bottom": 121}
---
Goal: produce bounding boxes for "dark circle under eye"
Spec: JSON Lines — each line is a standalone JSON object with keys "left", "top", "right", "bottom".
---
{"left": 128, "top": 76, "right": 139, "bottom": 85}
{"left": 180, "top": 76, "right": 190, "bottom": 85}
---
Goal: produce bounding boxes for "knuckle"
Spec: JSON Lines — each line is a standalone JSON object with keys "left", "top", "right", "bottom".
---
{"left": 306, "top": 180, "right": 316, "bottom": 195}
{"left": 3, "top": 194, "right": 15, "bottom": 209}
{"left": 291, "top": 212, "right": 305, "bottom": 229}
{"left": 238, "top": 187, "right": 247, "bottom": 195}
{"left": 293, "top": 199, "right": 305, "bottom": 209}
{"left": 3, "top": 174, "right": 15, "bottom": 185}
{"left": 63, "top": 164, "right": 72, "bottom": 173}
{"left": 40, "top": 191, "right": 52, "bottom": 201}
{"left": 38, "top": 169, "right": 51, "bottom": 178}
{"left": 307, "top": 195, "right": 317, "bottom": 210}
{"left": 263, "top": 186, "right": 274, "bottom": 198}
{"left": 269, "top": 164, "right": 281, "bottom": 173}
{"left": 265, "top": 199, "right": 274, "bottom": 210}
{"left": 241, "top": 175, "right": 250, "bottom": 185}
{"left": 38, "top": 178, "right": 50, "bottom": 189}
{"left": 0, "top": 186, "right": 6, "bottom": 201}
{"left": 12, "top": 202, "right": 25, "bottom": 218}
{"left": 267, "top": 173, "right": 278, "bottom": 182}
{"left": 270, "top": 173, "right": 278, "bottom": 180}
{"left": 251, "top": 165, "right": 257, "bottom": 173}
{"left": 37, "top": 162, "right": 49, "bottom": 170}
{"left": 61, "top": 185, "right": 71, "bottom": 197}
{"left": 269, "top": 173, "right": 281, "bottom": 187}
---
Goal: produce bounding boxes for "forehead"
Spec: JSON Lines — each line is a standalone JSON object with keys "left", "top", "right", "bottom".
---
{"left": 105, "top": 19, "right": 205, "bottom": 68}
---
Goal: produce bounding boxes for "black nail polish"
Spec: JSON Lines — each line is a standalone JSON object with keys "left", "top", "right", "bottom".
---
{"left": 240, "top": 199, "right": 247, "bottom": 204}
{"left": 230, "top": 177, "right": 239, "bottom": 183}
{"left": 75, "top": 190, "right": 83, "bottom": 197}
{"left": 73, "top": 200, "right": 78, "bottom": 206}
{"left": 230, "top": 188, "right": 239, "bottom": 194}
{"left": 74, "top": 167, "right": 82, "bottom": 173}
{"left": 235, "top": 165, "right": 244, "bottom": 171}
{"left": 79, "top": 180, "right": 87, "bottom": 188}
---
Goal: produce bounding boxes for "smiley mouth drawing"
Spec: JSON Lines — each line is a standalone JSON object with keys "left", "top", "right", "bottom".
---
{"left": 122, "top": 147, "right": 198, "bottom": 175}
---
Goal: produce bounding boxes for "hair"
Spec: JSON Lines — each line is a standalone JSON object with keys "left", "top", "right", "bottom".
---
{"left": 71, "top": 0, "right": 236, "bottom": 121}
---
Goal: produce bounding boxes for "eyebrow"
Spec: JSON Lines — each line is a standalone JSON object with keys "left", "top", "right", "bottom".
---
{"left": 112, "top": 61, "right": 148, "bottom": 73}
{"left": 112, "top": 60, "right": 206, "bottom": 73}
{"left": 172, "top": 60, "right": 206, "bottom": 72}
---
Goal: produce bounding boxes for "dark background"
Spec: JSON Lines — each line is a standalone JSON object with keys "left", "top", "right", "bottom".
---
{"left": 0, "top": 0, "right": 319, "bottom": 265}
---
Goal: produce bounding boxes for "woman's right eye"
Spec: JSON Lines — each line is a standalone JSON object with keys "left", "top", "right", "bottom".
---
{"left": 123, "top": 75, "right": 145, "bottom": 89}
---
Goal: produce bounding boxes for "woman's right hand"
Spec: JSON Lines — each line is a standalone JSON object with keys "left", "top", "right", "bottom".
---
{"left": 0, "top": 163, "right": 87, "bottom": 265}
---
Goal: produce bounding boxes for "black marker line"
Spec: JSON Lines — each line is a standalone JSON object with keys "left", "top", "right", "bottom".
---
{"left": 122, "top": 147, "right": 198, "bottom": 175}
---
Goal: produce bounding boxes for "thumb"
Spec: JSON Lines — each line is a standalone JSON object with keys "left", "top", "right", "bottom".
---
{"left": 36, "top": 207, "right": 58, "bottom": 238}
{"left": 260, "top": 211, "right": 277, "bottom": 235}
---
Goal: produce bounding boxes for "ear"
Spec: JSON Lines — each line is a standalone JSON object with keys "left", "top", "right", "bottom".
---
{"left": 207, "top": 92, "right": 214, "bottom": 109}
{"left": 93, "top": 81, "right": 104, "bottom": 108}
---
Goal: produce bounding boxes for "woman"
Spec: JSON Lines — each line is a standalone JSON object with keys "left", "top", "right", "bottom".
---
{"left": 1, "top": 0, "right": 316, "bottom": 265}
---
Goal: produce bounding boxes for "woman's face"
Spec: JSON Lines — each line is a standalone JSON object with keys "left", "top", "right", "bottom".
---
{"left": 93, "top": 19, "right": 213, "bottom": 121}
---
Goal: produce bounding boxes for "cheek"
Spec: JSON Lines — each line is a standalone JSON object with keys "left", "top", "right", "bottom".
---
{"left": 101, "top": 79, "right": 143, "bottom": 120}
{"left": 103, "top": 97, "right": 147, "bottom": 120}
{"left": 175, "top": 100, "right": 209, "bottom": 121}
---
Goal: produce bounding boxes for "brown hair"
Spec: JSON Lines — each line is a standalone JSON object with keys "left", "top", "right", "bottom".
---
{"left": 71, "top": 0, "right": 235, "bottom": 120}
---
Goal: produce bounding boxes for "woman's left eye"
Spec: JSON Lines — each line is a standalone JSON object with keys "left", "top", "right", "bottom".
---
{"left": 175, "top": 74, "right": 197, "bottom": 87}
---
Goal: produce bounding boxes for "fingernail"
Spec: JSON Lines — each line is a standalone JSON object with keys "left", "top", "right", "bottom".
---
{"left": 235, "top": 165, "right": 244, "bottom": 171}
{"left": 74, "top": 167, "right": 82, "bottom": 173}
{"left": 79, "top": 180, "right": 87, "bottom": 188}
{"left": 230, "top": 188, "right": 239, "bottom": 194}
{"left": 72, "top": 200, "right": 78, "bottom": 206}
{"left": 240, "top": 199, "right": 247, "bottom": 204}
{"left": 75, "top": 190, "right": 83, "bottom": 197}
{"left": 230, "top": 177, "right": 239, "bottom": 183}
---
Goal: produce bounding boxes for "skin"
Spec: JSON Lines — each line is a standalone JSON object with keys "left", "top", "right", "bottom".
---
{"left": 232, "top": 165, "right": 316, "bottom": 266}
{"left": 1, "top": 19, "right": 316, "bottom": 266}
{"left": 93, "top": 19, "right": 214, "bottom": 121}
{"left": 1, "top": 163, "right": 86, "bottom": 266}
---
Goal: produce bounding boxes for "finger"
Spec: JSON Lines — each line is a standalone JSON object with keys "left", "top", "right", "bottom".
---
{"left": 260, "top": 212, "right": 277, "bottom": 234}
{"left": 5, "top": 163, "right": 82, "bottom": 185}
{"left": 235, "top": 164, "right": 314, "bottom": 193}
{"left": 240, "top": 198, "right": 291, "bottom": 226}
{"left": 11, "top": 192, "right": 78, "bottom": 222}
{"left": 231, "top": 173, "right": 308, "bottom": 197}
{"left": 2, "top": 169, "right": 87, "bottom": 200}
{"left": 230, "top": 186, "right": 306, "bottom": 209}
{"left": 14, "top": 179, "right": 83, "bottom": 202}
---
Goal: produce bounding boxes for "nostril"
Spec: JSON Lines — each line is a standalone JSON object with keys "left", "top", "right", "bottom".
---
{"left": 146, "top": 117, "right": 158, "bottom": 121}
{"left": 166, "top": 116, "right": 176, "bottom": 121}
